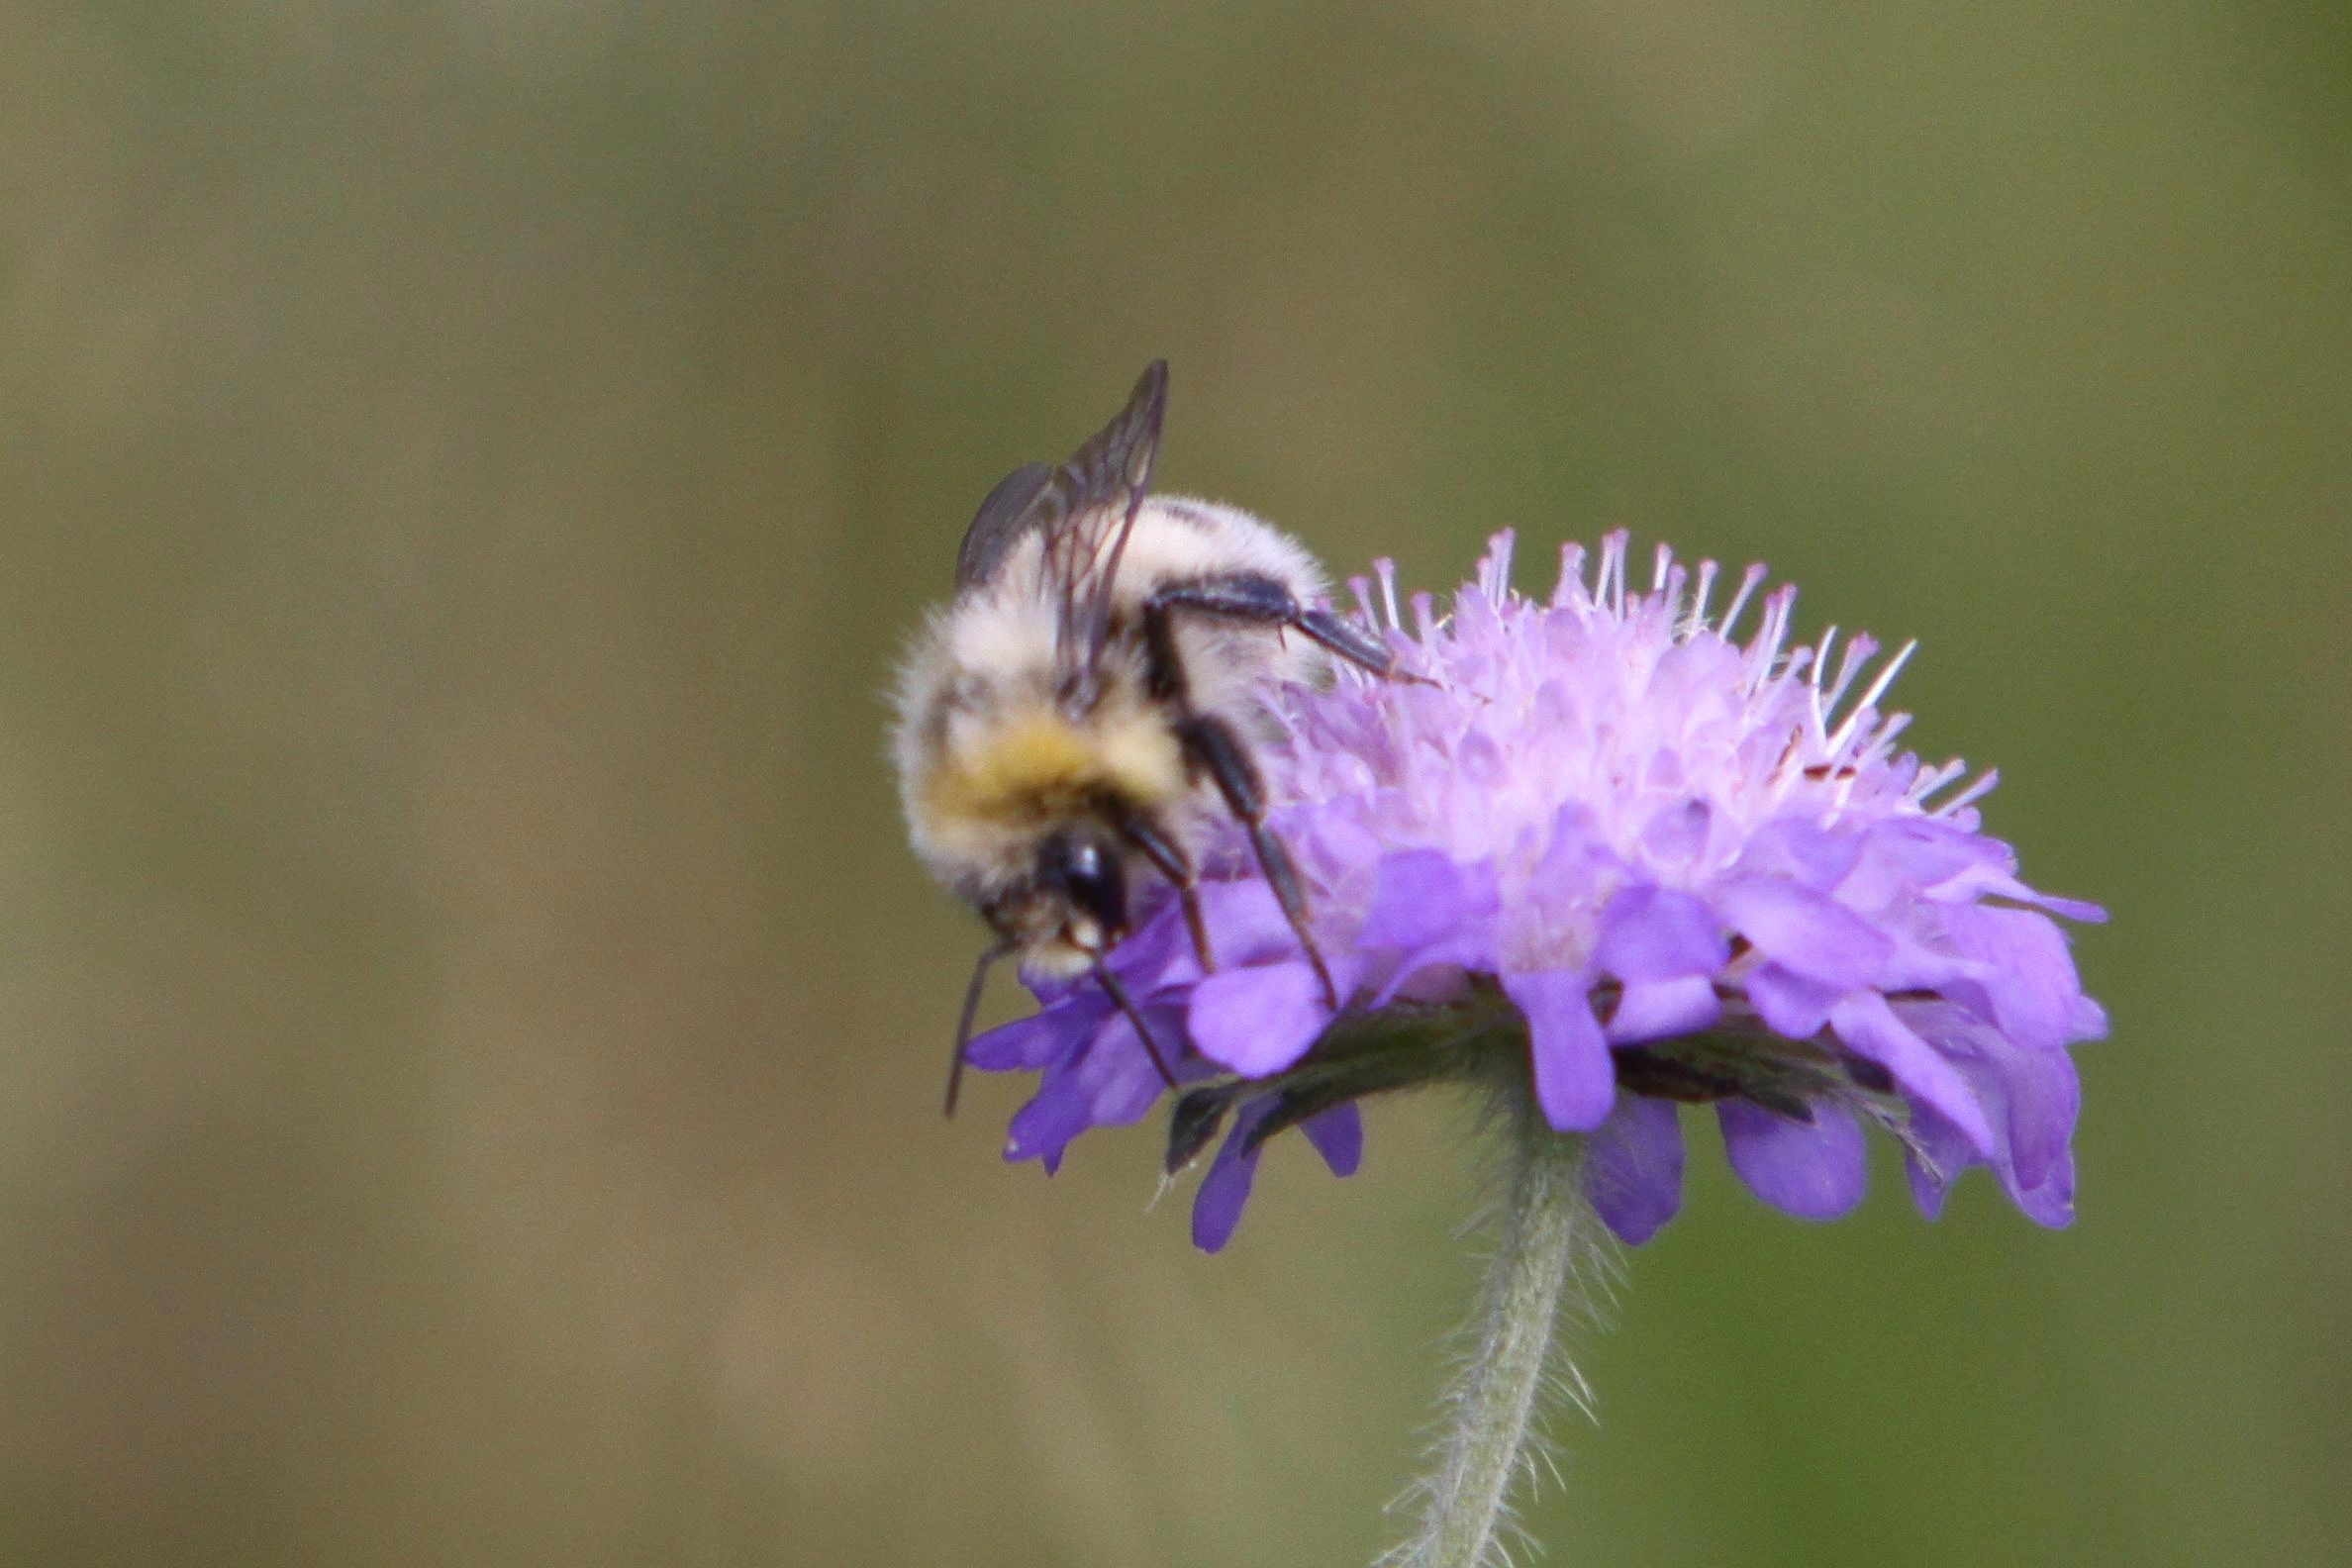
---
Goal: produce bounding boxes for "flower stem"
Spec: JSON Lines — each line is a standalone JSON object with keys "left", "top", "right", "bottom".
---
{"left": 1388, "top": 1088, "right": 1603, "bottom": 1568}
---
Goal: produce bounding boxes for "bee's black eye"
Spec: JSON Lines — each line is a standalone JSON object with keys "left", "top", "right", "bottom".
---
{"left": 1041, "top": 832, "right": 1127, "bottom": 944}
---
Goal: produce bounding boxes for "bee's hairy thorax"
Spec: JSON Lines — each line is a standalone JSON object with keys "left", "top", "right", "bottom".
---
{"left": 907, "top": 660, "right": 1192, "bottom": 881}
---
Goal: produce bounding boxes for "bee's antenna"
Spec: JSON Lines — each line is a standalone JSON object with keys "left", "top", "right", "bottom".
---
{"left": 1092, "top": 958, "right": 1180, "bottom": 1091}
{"left": 944, "top": 939, "right": 1013, "bottom": 1118}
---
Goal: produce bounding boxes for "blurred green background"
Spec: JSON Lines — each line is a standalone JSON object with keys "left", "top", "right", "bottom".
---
{"left": 2, "top": 3, "right": 2345, "bottom": 1564}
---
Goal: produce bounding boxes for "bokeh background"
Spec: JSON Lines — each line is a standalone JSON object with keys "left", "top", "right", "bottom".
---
{"left": 3, "top": 3, "right": 2346, "bottom": 1564}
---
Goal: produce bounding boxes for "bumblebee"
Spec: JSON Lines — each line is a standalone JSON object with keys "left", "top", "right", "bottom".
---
{"left": 892, "top": 362, "right": 1401, "bottom": 1112}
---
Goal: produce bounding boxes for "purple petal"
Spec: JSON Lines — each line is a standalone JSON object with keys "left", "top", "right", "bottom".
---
{"left": 1301, "top": 1103, "right": 1363, "bottom": 1177}
{"left": 1875, "top": 931, "right": 1995, "bottom": 998}
{"left": 1192, "top": 1101, "right": 1273, "bottom": 1252}
{"left": 1936, "top": 904, "right": 2096, "bottom": 1051}
{"left": 1357, "top": 849, "right": 1498, "bottom": 951}
{"left": 1371, "top": 956, "right": 1476, "bottom": 1009}
{"left": 1287, "top": 803, "right": 1385, "bottom": 887}
{"left": 1714, "top": 877, "right": 1892, "bottom": 990}
{"left": 1903, "top": 1106, "right": 1969, "bottom": 1219}
{"left": 966, "top": 1000, "right": 1101, "bottom": 1071}
{"left": 1594, "top": 885, "right": 1729, "bottom": 982}
{"left": 2009, "top": 1145, "right": 2077, "bottom": 1227}
{"left": 1718, "top": 1101, "right": 1867, "bottom": 1220}
{"left": 1928, "top": 863, "right": 2108, "bottom": 924}
{"left": 1829, "top": 991, "right": 1995, "bottom": 1157}
{"left": 1999, "top": 1045, "right": 2081, "bottom": 1195}
{"left": 1005, "top": 1079, "right": 1095, "bottom": 1167}
{"left": 1905, "top": 1099, "right": 2077, "bottom": 1228}
{"left": 1734, "top": 816, "right": 1863, "bottom": 891}
{"left": 1743, "top": 962, "right": 1841, "bottom": 1040}
{"left": 1838, "top": 818, "right": 2012, "bottom": 910}
{"left": 1105, "top": 896, "right": 1209, "bottom": 993}
{"left": 1900, "top": 1002, "right": 2082, "bottom": 1225}
{"left": 1002, "top": 1006, "right": 1181, "bottom": 1164}
{"left": 1502, "top": 970, "right": 1614, "bottom": 1131}
{"left": 1193, "top": 879, "right": 1309, "bottom": 969}
{"left": 1646, "top": 627, "right": 1745, "bottom": 695}
{"left": 1536, "top": 802, "right": 1614, "bottom": 880}
{"left": 1584, "top": 1097, "right": 1684, "bottom": 1244}
{"left": 2069, "top": 994, "right": 2109, "bottom": 1041}
{"left": 1188, "top": 961, "right": 1329, "bottom": 1076}
{"left": 1367, "top": 945, "right": 1492, "bottom": 1010}
{"left": 1522, "top": 804, "right": 1617, "bottom": 931}
{"left": 1605, "top": 976, "right": 1719, "bottom": 1043}
{"left": 1636, "top": 797, "right": 1714, "bottom": 869}
{"left": 1354, "top": 852, "right": 1504, "bottom": 1007}
{"left": 2020, "top": 890, "right": 2107, "bottom": 924}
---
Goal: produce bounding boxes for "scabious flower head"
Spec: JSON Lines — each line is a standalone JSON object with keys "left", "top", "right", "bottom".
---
{"left": 967, "top": 532, "right": 2107, "bottom": 1251}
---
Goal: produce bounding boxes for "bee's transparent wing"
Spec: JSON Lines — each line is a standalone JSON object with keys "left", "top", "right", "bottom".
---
{"left": 954, "top": 461, "right": 1053, "bottom": 590}
{"left": 1038, "top": 360, "right": 1169, "bottom": 700}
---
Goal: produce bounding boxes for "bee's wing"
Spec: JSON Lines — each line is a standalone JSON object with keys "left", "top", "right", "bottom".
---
{"left": 954, "top": 461, "right": 1054, "bottom": 590}
{"left": 1037, "top": 361, "right": 1169, "bottom": 698}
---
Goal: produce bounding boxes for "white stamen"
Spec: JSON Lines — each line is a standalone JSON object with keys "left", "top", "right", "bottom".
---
{"left": 1829, "top": 638, "right": 1916, "bottom": 754}
{"left": 1856, "top": 637, "right": 1916, "bottom": 714}
{"left": 1660, "top": 563, "right": 1688, "bottom": 634}
{"left": 1910, "top": 757, "right": 1968, "bottom": 804}
{"left": 1939, "top": 767, "right": 2001, "bottom": 816}
{"left": 1599, "top": 531, "right": 1630, "bottom": 616}
{"left": 1348, "top": 575, "right": 1379, "bottom": 628}
{"left": 1719, "top": 562, "right": 1767, "bottom": 640}
{"left": 1745, "top": 586, "right": 1797, "bottom": 690}
{"left": 1554, "top": 542, "right": 1588, "bottom": 609}
{"left": 1855, "top": 711, "right": 1912, "bottom": 766}
{"left": 1375, "top": 558, "right": 1402, "bottom": 630}
{"left": 1822, "top": 633, "right": 1879, "bottom": 713}
{"left": 1651, "top": 542, "right": 1673, "bottom": 595}
{"left": 1482, "top": 531, "right": 1517, "bottom": 600}
{"left": 1811, "top": 627, "right": 1838, "bottom": 691}
{"left": 1687, "top": 558, "right": 1719, "bottom": 637}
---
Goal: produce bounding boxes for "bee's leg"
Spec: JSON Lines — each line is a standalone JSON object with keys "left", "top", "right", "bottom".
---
{"left": 1292, "top": 605, "right": 1409, "bottom": 679}
{"left": 1173, "top": 711, "right": 1340, "bottom": 1009}
{"left": 1143, "top": 575, "right": 1403, "bottom": 683}
{"left": 1118, "top": 813, "right": 1216, "bottom": 973}
{"left": 1091, "top": 958, "right": 1180, "bottom": 1089}
{"left": 944, "top": 938, "right": 1014, "bottom": 1118}
{"left": 1140, "top": 586, "right": 1347, "bottom": 1007}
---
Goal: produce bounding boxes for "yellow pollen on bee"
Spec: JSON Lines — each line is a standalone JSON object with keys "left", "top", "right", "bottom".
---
{"left": 926, "top": 706, "right": 1185, "bottom": 826}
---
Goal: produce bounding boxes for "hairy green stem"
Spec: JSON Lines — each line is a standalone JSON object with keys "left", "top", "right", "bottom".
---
{"left": 1386, "top": 1088, "right": 1604, "bottom": 1568}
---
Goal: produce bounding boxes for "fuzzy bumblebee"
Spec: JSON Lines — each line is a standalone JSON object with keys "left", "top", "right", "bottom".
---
{"left": 892, "top": 362, "right": 1401, "bottom": 1111}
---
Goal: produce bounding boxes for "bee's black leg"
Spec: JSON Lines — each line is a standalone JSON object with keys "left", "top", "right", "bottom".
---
{"left": 945, "top": 938, "right": 1013, "bottom": 1118}
{"left": 1173, "top": 711, "right": 1340, "bottom": 1009}
{"left": 1139, "top": 579, "right": 1378, "bottom": 1009}
{"left": 1292, "top": 605, "right": 1407, "bottom": 679}
{"left": 1118, "top": 813, "right": 1216, "bottom": 972}
{"left": 1142, "top": 574, "right": 1401, "bottom": 687}
{"left": 1092, "top": 958, "right": 1180, "bottom": 1089}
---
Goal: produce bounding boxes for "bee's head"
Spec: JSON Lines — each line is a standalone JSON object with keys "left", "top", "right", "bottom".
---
{"left": 1037, "top": 826, "right": 1129, "bottom": 955}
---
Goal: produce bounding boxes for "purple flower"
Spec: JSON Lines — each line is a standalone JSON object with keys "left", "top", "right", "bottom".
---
{"left": 967, "top": 532, "right": 2107, "bottom": 1250}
